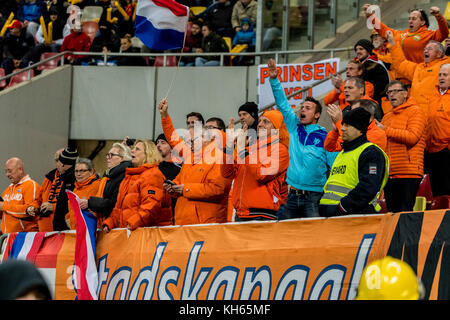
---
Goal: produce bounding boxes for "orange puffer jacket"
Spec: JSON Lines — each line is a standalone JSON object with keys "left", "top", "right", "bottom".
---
{"left": 66, "top": 174, "right": 101, "bottom": 230}
{"left": 1, "top": 175, "right": 40, "bottom": 234}
{"left": 427, "top": 88, "right": 450, "bottom": 153}
{"left": 102, "top": 163, "right": 172, "bottom": 230}
{"left": 381, "top": 97, "right": 426, "bottom": 179}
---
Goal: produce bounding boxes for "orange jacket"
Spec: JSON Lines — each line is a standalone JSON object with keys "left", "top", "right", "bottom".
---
{"left": 102, "top": 163, "right": 172, "bottom": 230}
{"left": 427, "top": 87, "right": 450, "bottom": 153}
{"left": 173, "top": 142, "right": 232, "bottom": 225}
{"left": 65, "top": 174, "right": 101, "bottom": 230}
{"left": 35, "top": 169, "right": 60, "bottom": 232}
{"left": 373, "top": 45, "right": 398, "bottom": 81}
{"left": 1, "top": 175, "right": 40, "bottom": 234}
{"left": 324, "top": 119, "right": 387, "bottom": 152}
{"left": 390, "top": 41, "right": 450, "bottom": 116}
{"left": 323, "top": 81, "right": 375, "bottom": 110}
{"left": 381, "top": 97, "right": 426, "bottom": 179}
{"left": 221, "top": 135, "right": 289, "bottom": 219}
{"left": 368, "top": 14, "right": 449, "bottom": 63}
{"left": 161, "top": 115, "right": 190, "bottom": 161}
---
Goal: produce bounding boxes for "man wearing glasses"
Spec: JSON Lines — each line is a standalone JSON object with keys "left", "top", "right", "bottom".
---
{"left": 379, "top": 81, "right": 426, "bottom": 212}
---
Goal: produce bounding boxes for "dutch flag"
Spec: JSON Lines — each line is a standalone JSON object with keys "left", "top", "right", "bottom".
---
{"left": 67, "top": 190, "right": 98, "bottom": 300}
{"left": 134, "top": 0, "right": 189, "bottom": 51}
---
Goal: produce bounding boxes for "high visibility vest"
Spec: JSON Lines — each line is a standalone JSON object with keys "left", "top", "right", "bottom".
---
{"left": 320, "top": 142, "right": 389, "bottom": 212}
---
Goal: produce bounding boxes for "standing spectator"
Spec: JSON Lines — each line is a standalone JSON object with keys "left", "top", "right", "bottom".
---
{"left": 340, "top": 76, "right": 381, "bottom": 120}
{"left": 180, "top": 19, "right": 203, "bottom": 66}
{"left": 0, "top": 157, "right": 40, "bottom": 234}
{"left": 380, "top": 80, "right": 427, "bottom": 213}
{"left": 267, "top": 59, "right": 338, "bottom": 219}
{"left": 164, "top": 127, "right": 232, "bottom": 225}
{"left": 88, "top": 142, "right": 132, "bottom": 228}
{"left": 386, "top": 31, "right": 450, "bottom": 117}
{"left": 196, "top": 0, "right": 235, "bottom": 38}
{"left": 424, "top": 64, "right": 450, "bottom": 197}
{"left": 221, "top": 110, "right": 289, "bottom": 221}
{"left": 65, "top": 158, "right": 101, "bottom": 230}
{"left": 237, "top": 101, "right": 258, "bottom": 131}
{"left": 231, "top": 0, "right": 257, "bottom": 33}
{"left": 353, "top": 38, "right": 390, "bottom": 105}
{"left": 319, "top": 108, "right": 389, "bottom": 217}
{"left": 195, "top": 22, "right": 229, "bottom": 67}
{"left": 102, "top": 140, "right": 173, "bottom": 232}
{"left": 156, "top": 133, "right": 183, "bottom": 181}
{"left": 32, "top": 147, "right": 78, "bottom": 232}
{"left": 1, "top": 20, "right": 35, "bottom": 75}
{"left": 17, "top": 0, "right": 46, "bottom": 37}
{"left": 364, "top": 4, "right": 448, "bottom": 64}
{"left": 60, "top": 20, "right": 92, "bottom": 65}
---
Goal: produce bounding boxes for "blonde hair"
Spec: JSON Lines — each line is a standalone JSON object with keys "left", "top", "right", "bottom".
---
{"left": 133, "top": 139, "right": 162, "bottom": 165}
{"left": 112, "top": 142, "right": 132, "bottom": 161}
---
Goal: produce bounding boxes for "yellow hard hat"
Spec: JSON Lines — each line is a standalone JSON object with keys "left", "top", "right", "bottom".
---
{"left": 355, "top": 256, "right": 420, "bottom": 300}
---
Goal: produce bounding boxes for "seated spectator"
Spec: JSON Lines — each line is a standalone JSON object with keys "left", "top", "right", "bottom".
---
{"left": 17, "top": 0, "right": 46, "bottom": 37}
{"left": 46, "top": 0, "right": 67, "bottom": 21}
{"left": 195, "top": 22, "right": 229, "bottom": 67}
{"left": 386, "top": 31, "right": 450, "bottom": 117}
{"left": 231, "top": 0, "right": 257, "bottom": 34}
{"left": 364, "top": 4, "right": 448, "bottom": 63}
{"left": 0, "top": 157, "right": 41, "bottom": 234}
{"left": 353, "top": 38, "right": 390, "bottom": 105}
{"left": 65, "top": 158, "right": 101, "bottom": 230}
{"left": 85, "top": 22, "right": 120, "bottom": 65}
{"left": 325, "top": 99, "right": 387, "bottom": 152}
{"left": 424, "top": 63, "right": 450, "bottom": 197}
{"left": 163, "top": 126, "right": 232, "bottom": 225}
{"left": 60, "top": 20, "right": 92, "bottom": 65}
{"left": 107, "top": 0, "right": 134, "bottom": 37}
{"left": 196, "top": 0, "right": 235, "bottom": 38}
{"left": 379, "top": 80, "right": 427, "bottom": 213}
{"left": 232, "top": 17, "right": 255, "bottom": 66}
{"left": 116, "top": 34, "right": 145, "bottom": 66}
{"left": 102, "top": 139, "right": 173, "bottom": 232}
{"left": 324, "top": 61, "right": 375, "bottom": 110}
{"left": 1, "top": 20, "right": 35, "bottom": 76}
{"left": 180, "top": 19, "right": 203, "bottom": 67}
{"left": 221, "top": 110, "right": 289, "bottom": 221}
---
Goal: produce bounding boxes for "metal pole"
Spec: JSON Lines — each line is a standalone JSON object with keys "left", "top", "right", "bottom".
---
{"left": 330, "top": 0, "right": 337, "bottom": 37}
{"left": 255, "top": 0, "right": 264, "bottom": 65}
{"left": 281, "top": 0, "right": 289, "bottom": 63}
{"left": 307, "top": 0, "right": 315, "bottom": 50}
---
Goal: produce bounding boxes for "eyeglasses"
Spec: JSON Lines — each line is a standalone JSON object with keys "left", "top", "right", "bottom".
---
{"left": 75, "top": 169, "right": 90, "bottom": 174}
{"left": 386, "top": 89, "right": 405, "bottom": 95}
{"left": 106, "top": 153, "right": 121, "bottom": 159}
{"left": 205, "top": 125, "right": 219, "bottom": 130}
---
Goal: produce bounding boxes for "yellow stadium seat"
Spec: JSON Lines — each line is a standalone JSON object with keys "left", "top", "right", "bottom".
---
{"left": 223, "top": 37, "right": 232, "bottom": 51}
{"left": 445, "top": 2, "right": 450, "bottom": 21}
{"left": 231, "top": 44, "right": 248, "bottom": 59}
{"left": 413, "top": 196, "right": 427, "bottom": 211}
{"left": 190, "top": 6, "right": 206, "bottom": 16}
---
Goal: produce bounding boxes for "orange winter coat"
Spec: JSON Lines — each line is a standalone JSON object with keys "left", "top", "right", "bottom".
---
{"left": 221, "top": 135, "right": 289, "bottom": 220}
{"left": 173, "top": 142, "right": 232, "bottom": 225}
{"left": 65, "top": 174, "right": 101, "bottom": 230}
{"left": 102, "top": 163, "right": 172, "bottom": 230}
{"left": 381, "top": 97, "right": 426, "bottom": 179}
{"left": 1, "top": 175, "right": 40, "bottom": 234}
{"left": 323, "top": 81, "right": 375, "bottom": 110}
{"left": 390, "top": 41, "right": 450, "bottom": 116}
{"left": 368, "top": 14, "right": 449, "bottom": 63}
{"left": 427, "top": 87, "right": 450, "bottom": 153}
{"left": 324, "top": 119, "right": 387, "bottom": 152}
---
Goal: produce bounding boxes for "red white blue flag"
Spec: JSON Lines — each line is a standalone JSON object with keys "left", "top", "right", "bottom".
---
{"left": 134, "top": 0, "right": 189, "bottom": 51}
{"left": 1, "top": 232, "right": 45, "bottom": 263}
{"left": 67, "top": 190, "right": 98, "bottom": 300}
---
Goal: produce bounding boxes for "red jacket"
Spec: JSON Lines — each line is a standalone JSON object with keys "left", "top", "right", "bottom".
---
{"left": 60, "top": 31, "right": 92, "bottom": 60}
{"left": 102, "top": 163, "right": 172, "bottom": 230}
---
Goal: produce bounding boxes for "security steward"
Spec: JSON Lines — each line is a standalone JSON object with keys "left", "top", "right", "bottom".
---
{"left": 319, "top": 107, "right": 389, "bottom": 217}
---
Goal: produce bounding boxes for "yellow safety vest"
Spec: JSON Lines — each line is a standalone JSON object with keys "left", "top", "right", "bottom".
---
{"left": 320, "top": 142, "right": 389, "bottom": 212}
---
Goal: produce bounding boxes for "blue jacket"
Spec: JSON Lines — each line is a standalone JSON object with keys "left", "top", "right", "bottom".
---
{"left": 232, "top": 18, "right": 256, "bottom": 46}
{"left": 269, "top": 77, "right": 337, "bottom": 192}
{"left": 18, "top": 1, "right": 45, "bottom": 23}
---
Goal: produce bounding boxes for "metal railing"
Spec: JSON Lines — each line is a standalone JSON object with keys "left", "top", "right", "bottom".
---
{"left": 0, "top": 47, "right": 353, "bottom": 84}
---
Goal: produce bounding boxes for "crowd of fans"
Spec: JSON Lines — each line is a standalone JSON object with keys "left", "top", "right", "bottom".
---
{"left": 0, "top": 3, "right": 449, "bottom": 235}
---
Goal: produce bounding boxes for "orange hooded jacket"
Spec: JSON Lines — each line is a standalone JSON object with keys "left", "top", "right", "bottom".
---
{"left": 1, "top": 175, "right": 40, "bottom": 234}
{"left": 390, "top": 40, "right": 450, "bottom": 116}
{"left": 102, "top": 163, "right": 172, "bottom": 231}
{"left": 427, "top": 87, "right": 450, "bottom": 153}
{"left": 381, "top": 97, "right": 427, "bottom": 179}
{"left": 65, "top": 174, "right": 101, "bottom": 230}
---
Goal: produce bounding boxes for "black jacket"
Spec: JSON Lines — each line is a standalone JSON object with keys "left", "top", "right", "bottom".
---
{"left": 88, "top": 160, "right": 132, "bottom": 218}
{"left": 201, "top": 31, "right": 228, "bottom": 61}
{"left": 361, "top": 57, "right": 390, "bottom": 106}
{"left": 3, "top": 30, "right": 35, "bottom": 60}
{"left": 52, "top": 167, "right": 76, "bottom": 231}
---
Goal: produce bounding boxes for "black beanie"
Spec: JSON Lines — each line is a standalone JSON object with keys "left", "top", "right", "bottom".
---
{"left": 238, "top": 102, "right": 259, "bottom": 121}
{"left": 354, "top": 39, "right": 374, "bottom": 54}
{"left": 59, "top": 147, "right": 78, "bottom": 166}
{"left": 342, "top": 107, "right": 371, "bottom": 134}
{"left": 156, "top": 133, "right": 168, "bottom": 143}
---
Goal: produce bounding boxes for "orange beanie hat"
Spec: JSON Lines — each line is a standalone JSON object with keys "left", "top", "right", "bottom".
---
{"left": 261, "top": 110, "right": 289, "bottom": 148}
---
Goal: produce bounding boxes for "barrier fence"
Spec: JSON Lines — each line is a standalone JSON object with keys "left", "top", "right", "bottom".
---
{"left": 1, "top": 209, "right": 450, "bottom": 300}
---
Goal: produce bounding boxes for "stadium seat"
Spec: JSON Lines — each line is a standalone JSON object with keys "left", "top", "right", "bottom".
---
{"left": 416, "top": 174, "right": 433, "bottom": 207}
{"left": 6, "top": 69, "right": 35, "bottom": 89}
{"left": 0, "top": 68, "right": 6, "bottom": 89}
{"left": 190, "top": 6, "right": 206, "bottom": 16}
{"left": 81, "top": 6, "right": 103, "bottom": 23}
{"left": 154, "top": 56, "right": 178, "bottom": 67}
{"left": 37, "top": 52, "right": 61, "bottom": 71}
{"left": 413, "top": 196, "right": 427, "bottom": 211}
{"left": 223, "top": 37, "right": 232, "bottom": 51}
{"left": 82, "top": 21, "right": 99, "bottom": 42}
{"left": 429, "top": 195, "right": 450, "bottom": 210}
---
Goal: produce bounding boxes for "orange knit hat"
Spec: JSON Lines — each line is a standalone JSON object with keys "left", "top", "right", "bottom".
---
{"left": 261, "top": 110, "right": 289, "bottom": 148}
